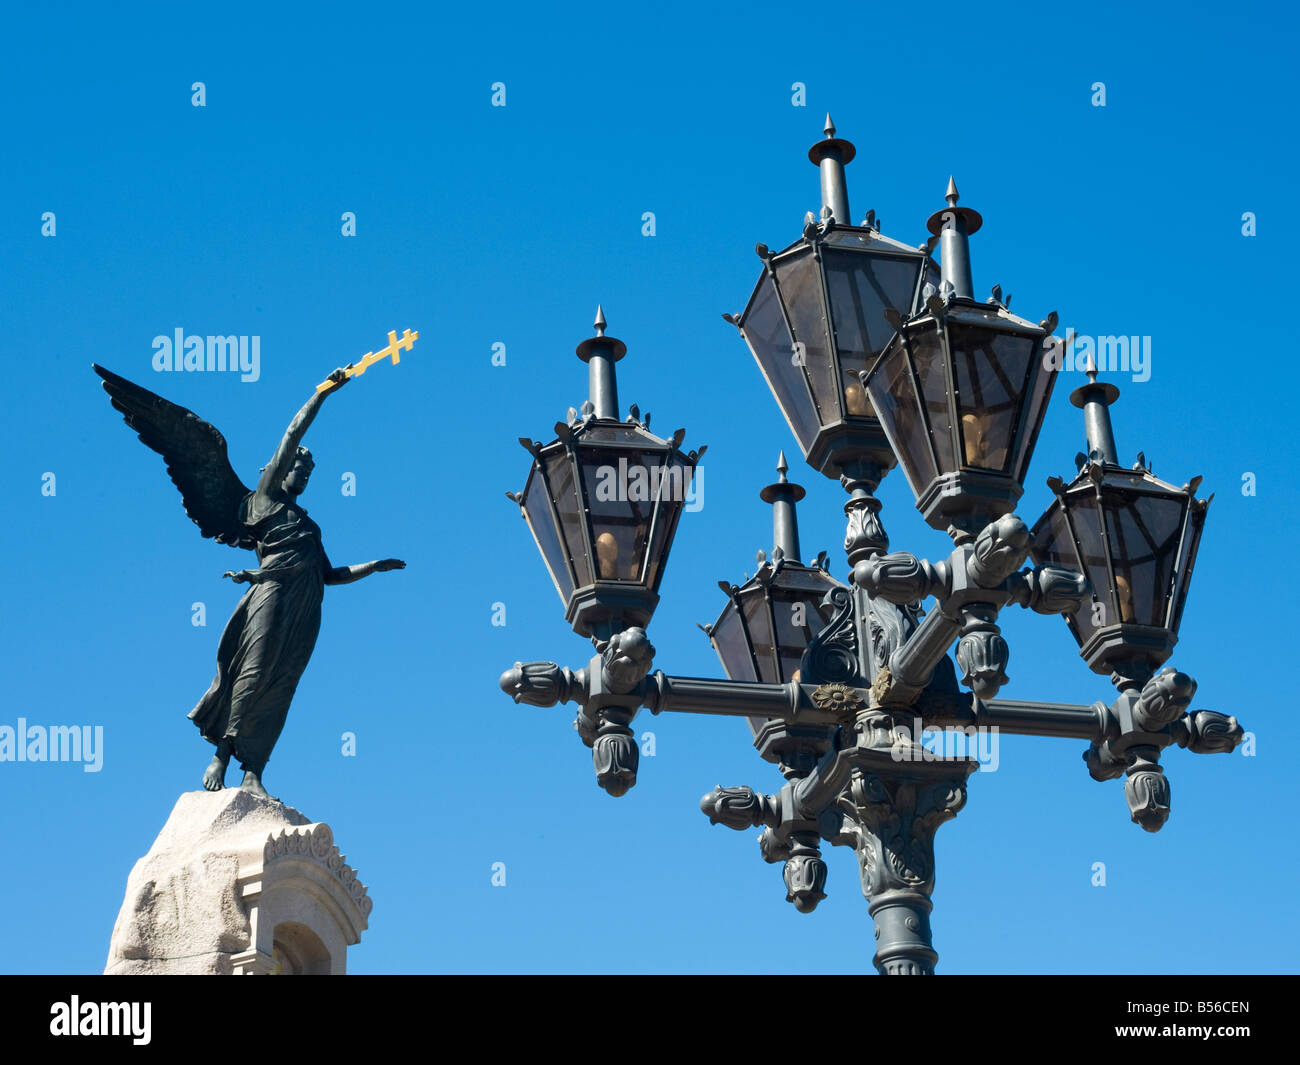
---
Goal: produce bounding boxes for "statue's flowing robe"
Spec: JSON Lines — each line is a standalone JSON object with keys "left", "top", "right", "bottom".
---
{"left": 189, "top": 490, "right": 327, "bottom": 772}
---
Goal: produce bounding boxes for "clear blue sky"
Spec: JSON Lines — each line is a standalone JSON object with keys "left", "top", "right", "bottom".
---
{"left": 1, "top": 1, "right": 1295, "bottom": 974}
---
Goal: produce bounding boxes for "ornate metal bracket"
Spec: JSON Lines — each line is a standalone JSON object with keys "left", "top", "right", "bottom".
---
{"left": 853, "top": 514, "right": 1088, "bottom": 706}
{"left": 1082, "top": 667, "right": 1242, "bottom": 831}
{"left": 700, "top": 705, "right": 975, "bottom": 971}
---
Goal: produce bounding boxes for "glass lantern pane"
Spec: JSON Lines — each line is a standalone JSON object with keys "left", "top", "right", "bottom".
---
{"left": 742, "top": 587, "right": 778, "bottom": 685}
{"left": 908, "top": 324, "right": 956, "bottom": 473}
{"left": 824, "top": 251, "right": 922, "bottom": 421}
{"left": 1103, "top": 492, "right": 1187, "bottom": 627}
{"left": 578, "top": 445, "right": 663, "bottom": 584}
{"left": 521, "top": 466, "right": 574, "bottom": 602}
{"left": 1070, "top": 494, "right": 1113, "bottom": 637}
{"left": 1034, "top": 494, "right": 1110, "bottom": 645}
{"left": 772, "top": 581, "right": 837, "bottom": 684}
{"left": 868, "top": 344, "right": 935, "bottom": 496}
{"left": 642, "top": 454, "right": 692, "bottom": 591}
{"left": 950, "top": 326, "right": 1034, "bottom": 473}
{"left": 771, "top": 592, "right": 807, "bottom": 683}
{"left": 742, "top": 274, "right": 819, "bottom": 453}
{"left": 1012, "top": 339, "right": 1056, "bottom": 483}
{"left": 542, "top": 448, "right": 592, "bottom": 588}
{"left": 1031, "top": 503, "right": 1074, "bottom": 575}
{"left": 1170, "top": 507, "right": 1204, "bottom": 634}
{"left": 774, "top": 253, "right": 838, "bottom": 427}
{"left": 711, "top": 599, "right": 757, "bottom": 682}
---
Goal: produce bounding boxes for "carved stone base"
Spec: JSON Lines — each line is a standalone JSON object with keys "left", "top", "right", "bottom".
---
{"left": 105, "top": 790, "right": 372, "bottom": 975}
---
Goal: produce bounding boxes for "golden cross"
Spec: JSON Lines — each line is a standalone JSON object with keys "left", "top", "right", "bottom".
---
{"left": 317, "top": 329, "right": 419, "bottom": 393}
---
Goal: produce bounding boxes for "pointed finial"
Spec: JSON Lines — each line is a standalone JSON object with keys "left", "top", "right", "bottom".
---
{"left": 1069, "top": 352, "right": 1121, "bottom": 464}
{"left": 760, "top": 451, "right": 804, "bottom": 561}
{"left": 824, "top": 113, "right": 836, "bottom": 138}
{"left": 575, "top": 303, "right": 626, "bottom": 392}
{"left": 926, "top": 175, "right": 982, "bottom": 240}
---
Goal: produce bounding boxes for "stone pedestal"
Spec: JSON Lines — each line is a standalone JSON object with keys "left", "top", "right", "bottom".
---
{"left": 105, "top": 790, "right": 372, "bottom": 975}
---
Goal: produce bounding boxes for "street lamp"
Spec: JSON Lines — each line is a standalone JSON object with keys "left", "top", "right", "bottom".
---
{"left": 500, "top": 118, "right": 1244, "bottom": 973}
{"left": 1030, "top": 366, "right": 1209, "bottom": 682}
{"left": 1029, "top": 362, "right": 1214, "bottom": 831}
{"left": 729, "top": 116, "right": 937, "bottom": 485}
{"left": 506, "top": 308, "right": 703, "bottom": 797}
{"left": 703, "top": 453, "right": 842, "bottom": 912}
{"left": 704, "top": 453, "right": 841, "bottom": 699}
{"left": 509, "top": 306, "right": 704, "bottom": 642}
{"left": 860, "top": 178, "right": 1058, "bottom": 536}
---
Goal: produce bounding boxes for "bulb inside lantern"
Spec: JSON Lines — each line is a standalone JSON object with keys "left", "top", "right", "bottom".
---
{"left": 596, "top": 532, "right": 619, "bottom": 579}
{"left": 960, "top": 411, "right": 1007, "bottom": 470}
{"left": 843, "top": 373, "right": 873, "bottom": 417}
{"left": 1115, "top": 573, "right": 1134, "bottom": 623}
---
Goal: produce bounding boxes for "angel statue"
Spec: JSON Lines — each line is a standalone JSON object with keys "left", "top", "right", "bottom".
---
{"left": 92, "top": 364, "right": 406, "bottom": 800}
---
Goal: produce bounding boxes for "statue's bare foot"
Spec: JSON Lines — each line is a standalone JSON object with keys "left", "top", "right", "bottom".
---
{"left": 202, "top": 756, "right": 227, "bottom": 791}
{"left": 239, "top": 770, "right": 279, "bottom": 803}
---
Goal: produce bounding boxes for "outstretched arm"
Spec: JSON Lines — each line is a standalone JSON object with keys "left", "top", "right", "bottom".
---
{"left": 325, "top": 558, "right": 406, "bottom": 585}
{"left": 256, "top": 368, "right": 349, "bottom": 497}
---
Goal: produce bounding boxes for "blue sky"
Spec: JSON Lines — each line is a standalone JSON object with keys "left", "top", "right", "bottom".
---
{"left": 0, "top": 1, "right": 1295, "bottom": 974}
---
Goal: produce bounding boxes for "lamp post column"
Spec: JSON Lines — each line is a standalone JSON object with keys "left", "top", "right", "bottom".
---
{"left": 847, "top": 739, "right": 978, "bottom": 975}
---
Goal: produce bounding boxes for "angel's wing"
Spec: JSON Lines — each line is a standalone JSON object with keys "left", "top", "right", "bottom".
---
{"left": 92, "top": 365, "right": 255, "bottom": 549}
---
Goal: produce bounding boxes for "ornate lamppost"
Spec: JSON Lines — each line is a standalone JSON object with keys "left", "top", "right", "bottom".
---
{"left": 499, "top": 117, "right": 1243, "bottom": 974}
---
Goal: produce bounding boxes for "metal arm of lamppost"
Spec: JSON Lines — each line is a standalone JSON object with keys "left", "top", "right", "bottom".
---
{"left": 500, "top": 118, "right": 1245, "bottom": 976}
{"left": 499, "top": 651, "right": 1239, "bottom": 752}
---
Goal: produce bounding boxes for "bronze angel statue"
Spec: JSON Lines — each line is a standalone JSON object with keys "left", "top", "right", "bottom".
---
{"left": 93, "top": 364, "right": 405, "bottom": 800}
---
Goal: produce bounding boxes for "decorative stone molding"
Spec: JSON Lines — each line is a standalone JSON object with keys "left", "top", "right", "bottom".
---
{"left": 232, "top": 820, "right": 372, "bottom": 975}
{"left": 261, "top": 824, "right": 373, "bottom": 919}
